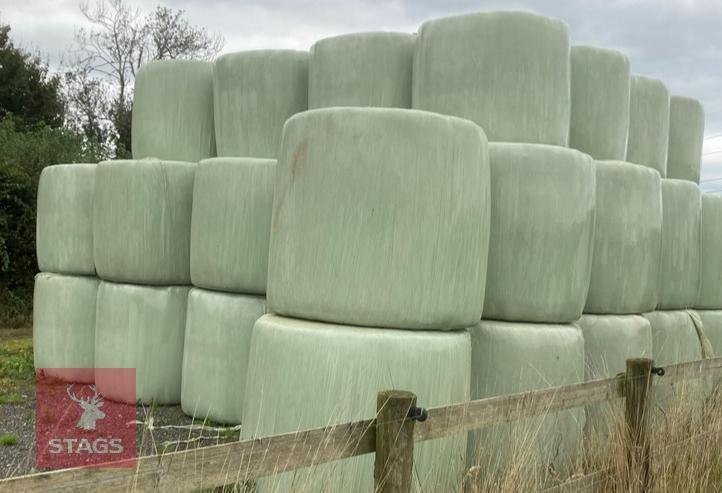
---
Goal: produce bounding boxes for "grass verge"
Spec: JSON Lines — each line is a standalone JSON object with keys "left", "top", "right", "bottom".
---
{"left": 0, "top": 328, "right": 33, "bottom": 403}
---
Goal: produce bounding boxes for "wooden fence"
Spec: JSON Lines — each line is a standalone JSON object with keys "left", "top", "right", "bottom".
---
{"left": 4, "top": 356, "right": 722, "bottom": 492}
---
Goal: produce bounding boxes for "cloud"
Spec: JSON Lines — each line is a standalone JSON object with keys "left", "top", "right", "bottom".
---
{"left": 2, "top": 0, "right": 721, "bottom": 178}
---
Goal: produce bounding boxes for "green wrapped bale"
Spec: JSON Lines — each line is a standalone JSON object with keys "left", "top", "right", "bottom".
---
{"left": 692, "top": 310, "right": 722, "bottom": 391}
{"left": 643, "top": 310, "right": 705, "bottom": 411}
{"left": 468, "top": 321, "right": 585, "bottom": 474}
{"left": 190, "top": 158, "right": 275, "bottom": 293}
{"left": 181, "top": 288, "right": 265, "bottom": 424}
{"left": 576, "top": 314, "right": 652, "bottom": 437}
{"left": 667, "top": 95, "right": 705, "bottom": 184}
{"left": 413, "top": 11, "right": 571, "bottom": 145}
{"left": 585, "top": 161, "right": 662, "bottom": 314}
{"left": 658, "top": 179, "right": 701, "bottom": 310}
{"left": 33, "top": 273, "right": 98, "bottom": 383}
{"left": 241, "top": 314, "right": 470, "bottom": 492}
{"left": 626, "top": 75, "right": 670, "bottom": 177}
{"left": 698, "top": 194, "right": 722, "bottom": 308}
{"left": 95, "top": 281, "right": 189, "bottom": 405}
{"left": 268, "top": 108, "right": 490, "bottom": 329}
{"left": 36, "top": 164, "right": 96, "bottom": 275}
{"left": 132, "top": 60, "right": 214, "bottom": 162}
{"left": 309, "top": 32, "right": 414, "bottom": 109}
{"left": 93, "top": 159, "right": 196, "bottom": 285}
{"left": 569, "top": 46, "right": 630, "bottom": 160}
{"left": 695, "top": 311, "right": 722, "bottom": 356}
{"left": 213, "top": 50, "right": 308, "bottom": 158}
{"left": 483, "top": 143, "right": 595, "bottom": 323}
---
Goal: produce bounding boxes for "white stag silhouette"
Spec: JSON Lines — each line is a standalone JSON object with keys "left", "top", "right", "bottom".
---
{"left": 66, "top": 385, "right": 106, "bottom": 430}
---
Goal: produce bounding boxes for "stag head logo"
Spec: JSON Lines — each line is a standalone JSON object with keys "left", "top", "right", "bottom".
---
{"left": 66, "top": 384, "right": 106, "bottom": 431}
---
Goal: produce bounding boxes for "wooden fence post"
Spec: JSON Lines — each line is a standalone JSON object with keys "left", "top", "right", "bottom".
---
{"left": 374, "top": 390, "right": 417, "bottom": 493}
{"left": 624, "top": 358, "right": 654, "bottom": 493}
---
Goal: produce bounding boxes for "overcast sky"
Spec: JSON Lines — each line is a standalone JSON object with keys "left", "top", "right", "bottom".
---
{"left": 2, "top": 0, "right": 721, "bottom": 187}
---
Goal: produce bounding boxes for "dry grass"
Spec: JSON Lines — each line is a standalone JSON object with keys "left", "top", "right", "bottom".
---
{"left": 193, "top": 379, "right": 722, "bottom": 493}
{"left": 3, "top": 342, "right": 722, "bottom": 493}
{"left": 464, "top": 380, "right": 722, "bottom": 493}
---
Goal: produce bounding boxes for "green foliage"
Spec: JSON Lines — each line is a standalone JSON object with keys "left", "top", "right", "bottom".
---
{"left": 192, "top": 416, "right": 220, "bottom": 427}
{"left": 0, "top": 22, "right": 110, "bottom": 326}
{"left": 221, "top": 427, "right": 239, "bottom": 440}
{"left": 0, "top": 119, "right": 104, "bottom": 325}
{"left": 0, "top": 25, "right": 64, "bottom": 129}
{"left": 0, "top": 433, "right": 17, "bottom": 446}
{"left": 109, "top": 100, "right": 132, "bottom": 158}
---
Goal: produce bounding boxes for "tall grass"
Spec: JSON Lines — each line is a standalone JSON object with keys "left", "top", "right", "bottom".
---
{"left": 464, "top": 380, "right": 722, "bottom": 493}
{"left": 195, "top": 380, "right": 722, "bottom": 492}
{"left": 6, "top": 378, "right": 722, "bottom": 492}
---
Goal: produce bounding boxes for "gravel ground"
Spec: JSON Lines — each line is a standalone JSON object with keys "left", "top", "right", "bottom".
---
{"left": 0, "top": 386, "right": 34, "bottom": 479}
{"left": 0, "top": 327, "right": 241, "bottom": 480}
{"left": 0, "top": 382, "right": 241, "bottom": 480}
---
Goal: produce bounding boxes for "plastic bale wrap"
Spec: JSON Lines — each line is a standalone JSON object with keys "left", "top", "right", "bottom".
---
{"left": 576, "top": 314, "right": 652, "bottom": 439}
{"left": 95, "top": 281, "right": 189, "bottom": 405}
{"left": 643, "top": 310, "right": 705, "bottom": 413}
{"left": 468, "top": 321, "right": 585, "bottom": 474}
{"left": 267, "top": 108, "right": 490, "bottom": 329}
{"left": 412, "top": 11, "right": 571, "bottom": 145}
{"left": 667, "top": 95, "right": 705, "bottom": 183}
{"left": 241, "top": 314, "right": 470, "bottom": 492}
{"left": 626, "top": 75, "right": 670, "bottom": 177}
{"left": 190, "top": 158, "right": 275, "bottom": 293}
{"left": 181, "top": 288, "right": 265, "bottom": 424}
{"left": 585, "top": 161, "right": 662, "bottom": 314}
{"left": 36, "top": 164, "right": 96, "bottom": 275}
{"left": 658, "top": 179, "right": 701, "bottom": 310}
{"left": 213, "top": 50, "right": 308, "bottom": 158}
{"left": 309, "top": 32, "right": 414, "bottom": 109}
{"left": 131, "top": 60, "right": 214, "bottom": 162}
{"left": 483, "top": 143, "right": 595, "bottom": 323}
{"left": 692, "top": 310, "right": 722, "bottom": 392}
{"left": 698, "top": 194, "right": 722, "bottom": 308}
{"left": 93, "top": 159, "right": 196, "bottom": 285}
{"left": 33, "top": 273, "right": 98, "bottom": 383}
{"left": 569, "top": 46, "right": 630, "bottom": 160}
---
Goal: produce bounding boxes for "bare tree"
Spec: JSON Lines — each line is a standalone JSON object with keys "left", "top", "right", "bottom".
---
{"left": 66, "top": 0, "right": 223, "bottom": 156}
{"left": 148, "top": 7, "right": 223, "bottom": 61}
{"left": 62, "top": 65, "right": 114, "bottom": 155}
{"left": 75, "top": 0, "right": 145, "bottom": 109}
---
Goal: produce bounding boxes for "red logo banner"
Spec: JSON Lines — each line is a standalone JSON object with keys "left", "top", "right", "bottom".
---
{"left": 35, "top": 368, "right": 136, "bottom": 469}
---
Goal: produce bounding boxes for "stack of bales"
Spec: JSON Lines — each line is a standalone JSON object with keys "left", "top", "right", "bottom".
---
{"left": 240, "top": 33, "right": 480, "bottom": 491}
{"left": 32, "top": 8, "right": 718, "bottom": 485}
{"left": 625, "top": 75, "right": 707, "bottom": 409}
{"left": 34, "top": 164, "right": 98, "bottom": 384}
{"left": 413, "top": 11, "right": 592, "bottom": 473}
{"left": 180, "top": 49, "right": 308, "bottom": 424}
{"left": 696, "top": 189, "right": 722, "bottom": 393}
{"left": 92, "top": 60, "right": 213, "bottom": 404}
{"left": 569, "top": 47, "right": 658, "bottom": 437}
{"left": 670, "top": 96, "right": 722, "bottom": 392}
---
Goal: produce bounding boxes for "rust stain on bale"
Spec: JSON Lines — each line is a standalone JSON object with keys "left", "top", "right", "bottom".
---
{"left": 291, "top": 140, "right": 307, "bottom": 180}
{"left": 272, "top": 140, "right": 306, "bottom": 230}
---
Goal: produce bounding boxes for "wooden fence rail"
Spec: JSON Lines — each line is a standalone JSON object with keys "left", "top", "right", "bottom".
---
{"left": 4, "top": 356, "right": 722, "bottom": 492}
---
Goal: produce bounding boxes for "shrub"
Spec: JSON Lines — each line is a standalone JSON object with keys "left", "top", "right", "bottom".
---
{"left": 0, "top": 118, "right": 104, "bottom": 326}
